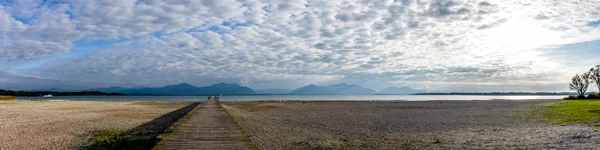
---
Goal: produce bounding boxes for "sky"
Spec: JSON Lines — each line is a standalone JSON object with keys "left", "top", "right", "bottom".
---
{"left": 1, "top": 0, "right": 599, "bottom": 92}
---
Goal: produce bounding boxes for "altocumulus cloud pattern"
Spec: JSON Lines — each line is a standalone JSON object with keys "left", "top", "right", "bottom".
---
{"left": 0, "top": 0, "right": 599, "bottom": 91}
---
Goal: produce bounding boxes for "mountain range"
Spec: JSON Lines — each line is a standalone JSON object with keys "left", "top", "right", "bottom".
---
{"left": 87, "top": 83, "right": 256, "bottom": 95}
{"left": 31, "top": 83, "right": 426, "bottom": 95}
{"left": 290, "top": 83, "right": 376, "bottom": 95}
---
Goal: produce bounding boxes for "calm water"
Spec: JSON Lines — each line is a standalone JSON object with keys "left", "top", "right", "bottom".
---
{"left": 16, "top": 95, "right": 567, "bottom": 102}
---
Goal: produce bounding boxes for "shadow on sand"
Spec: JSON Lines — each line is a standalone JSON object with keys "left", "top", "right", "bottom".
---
{"left": 82, "top": 102, "right": 201, "bottom": 150}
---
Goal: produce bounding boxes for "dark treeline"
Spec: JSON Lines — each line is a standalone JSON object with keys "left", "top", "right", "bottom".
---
{"left": 413, "top": 92, "right": 572, "bottom": 95}
{"left": 0, "top": 89, "right": 124, "bottom": 96}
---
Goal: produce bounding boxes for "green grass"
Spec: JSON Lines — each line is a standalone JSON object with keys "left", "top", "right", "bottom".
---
{"left": 87, "top": 130, "right": 159, "bottom": 150}
{"left": 86, "top": 102, "right": 201, "bottom": 150}
{"left": 0, "top": 95, "right": 16, "bottom": 101}
{"left": 152, "top": 108, "right": 198, "bottom": 149}
{"left": 542, "top": 100, "right": 600, "bottom": 126}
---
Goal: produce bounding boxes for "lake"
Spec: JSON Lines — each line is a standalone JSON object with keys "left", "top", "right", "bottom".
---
{"left": 16, "top": 95, "right": 567, "bottom": 102}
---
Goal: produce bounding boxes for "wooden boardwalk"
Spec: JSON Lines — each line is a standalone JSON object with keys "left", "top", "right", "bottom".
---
{"left": 154, "top": 98, "right": 255, "bottom": 150}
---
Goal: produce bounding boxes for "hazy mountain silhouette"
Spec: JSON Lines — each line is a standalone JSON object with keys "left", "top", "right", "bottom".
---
{"left": 197, "top": 82, "right": 256, "bottom": 95}
{"left": 89, "top": 83, "right": 255, "bottom": 95}
{"left": 290, "top": 83, "right": 375, "bottom": 95}
{"left": 86, "top": 87, "right": 128, "bottom": 93}
{"left": 377, "top": 87, "right": 426, "bottom": 95}
{"left": 255, "top": 89, "right": 291, "bottom": 94}
{"left": 29, "top": 88, "right": 75, "bottom": 92}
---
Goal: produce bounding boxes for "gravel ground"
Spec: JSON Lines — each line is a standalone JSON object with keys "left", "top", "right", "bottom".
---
{"left": 0, "top": 100, "right": 189, "bottom": 149}
{"left": 223, "top": 100, "right": 600, "bottom": 149}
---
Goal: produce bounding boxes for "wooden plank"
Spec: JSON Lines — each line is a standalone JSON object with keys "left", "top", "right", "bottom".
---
{"left": 155, "top": 98, "right": 254, "bottom": 150}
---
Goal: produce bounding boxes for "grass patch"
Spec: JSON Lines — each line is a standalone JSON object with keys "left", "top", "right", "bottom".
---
{"left": 0, "top": 95, "right": 16, "bottom": 101}
{"left": 152, "top": 106, "right": 199, "bottom": 149}
{"left": 85, "top": 102, "right": 201, "bottom": 150}
{"left": 87, "top": 130, "right": 158, "bottom": 150}
{"left": 541, "top": 100, "right": 600, "bottom": 126}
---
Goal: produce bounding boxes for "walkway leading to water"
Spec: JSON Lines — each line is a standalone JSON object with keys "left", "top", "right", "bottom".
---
{"left": 155, "top": 98, "right": 255, "bottom": 150}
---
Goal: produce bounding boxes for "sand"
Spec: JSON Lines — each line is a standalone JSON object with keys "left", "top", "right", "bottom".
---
{"left": 0, "top": 100, "right": 190, "bottom": 150}
{"left": 5, "top": 99, "right": 600, "bottom": 149}
{"left": 223, "top": 100, "right": 600, "bottom": 149}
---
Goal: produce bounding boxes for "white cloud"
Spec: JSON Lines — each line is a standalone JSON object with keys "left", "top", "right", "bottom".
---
{"left": 1, "top": 0, "right": 600, "bottom": 91}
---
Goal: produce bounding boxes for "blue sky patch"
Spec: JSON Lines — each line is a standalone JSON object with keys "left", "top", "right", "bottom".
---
{"left": 8, "top": 39, "right": 123, "bottom": 71}
{"left": 588, "top": 20, "right": 600, "bottom": 27}
{"left": 542, "top": 40, "right": 600, "bottom": 67}
{"left": 544, "top": 40, "right": 600, "bottom": 56}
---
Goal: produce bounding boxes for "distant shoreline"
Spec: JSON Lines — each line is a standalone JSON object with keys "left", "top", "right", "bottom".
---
{"left": 12, "top": 93, "right": 572, "bottom": 97}
{"left": 411, "top": 92, "right": 573, "bottom": 96}
{"left": 0, "top": 89, "right": 123, "bottom": 97}
{"left": 13, "top": 95, "right": 566, "bottom": 102}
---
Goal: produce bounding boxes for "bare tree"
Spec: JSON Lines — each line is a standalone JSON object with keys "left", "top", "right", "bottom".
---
{"left": 570, "top": 73, "right": 591, "bottom": 97}
{"left": 590, "top": 65, "right": 600, "bottom": 94}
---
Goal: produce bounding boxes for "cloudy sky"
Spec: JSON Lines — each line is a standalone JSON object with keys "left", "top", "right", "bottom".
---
{"left": 1, "top": 0, "right": 599, "bottom": 92}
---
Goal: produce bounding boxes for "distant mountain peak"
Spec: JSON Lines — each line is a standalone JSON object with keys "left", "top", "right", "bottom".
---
{"left": 211, "top": 82, "right": 240, "bottom": 87}
{"left": 175, "top": 83, "right": 194, "bottom": 86}
{"left": 290, "top": 83, "right": 374, "bottom": 95}
{"left": 333, "top": 83, "right": 350, "bottom": 86}
{"left": 87, "top": 82, "right": 255, "bottom": 95}
{"left": 166, "top": 83, "right": 196, "bottom": 88}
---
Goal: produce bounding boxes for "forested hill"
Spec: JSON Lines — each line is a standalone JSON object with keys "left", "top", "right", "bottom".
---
{"left": 0, "top": 89, "right": 123, "bottom": 96}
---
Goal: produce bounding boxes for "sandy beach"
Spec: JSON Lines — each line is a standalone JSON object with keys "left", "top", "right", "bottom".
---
{"left": 0, "top": 100, "right": 190, "bottom": 149}
{"left": 224, "top": 100, "right": 600, "bottom": 149}
{"left": 4, "top": 99, "right": 600, "bottom": 149}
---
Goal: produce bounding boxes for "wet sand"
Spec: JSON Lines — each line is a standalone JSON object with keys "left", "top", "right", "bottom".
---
{"left": 224, "top": 100, "right": 600, "bottom": 149}
{"left": 0, "top": 100, "right": 190, "bottom": 149}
